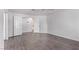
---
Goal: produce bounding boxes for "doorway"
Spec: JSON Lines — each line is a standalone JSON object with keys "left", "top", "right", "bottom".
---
{"left": 22, "top": 15, "right": 47, "bottom": 34}
{"left": 22, "top": 17, "right": 34, "bottom": 33}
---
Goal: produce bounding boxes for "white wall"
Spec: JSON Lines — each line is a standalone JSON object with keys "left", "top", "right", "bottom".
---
{"left": 47, "top": 9, "right": 79, "bottom": 41}
{"left": 8, "top": 12, "right": 14, "bottom": 37}
{"left": 14, "top": 15, "right": 22, "bottom": 36}
{"left": 22, "top": 16, "right": 33, "bottom": 33}
{"left": 8, "top": 13, "right": 33, "bottom": 36}
{"left": 38, "top": 16, "right": 47, "bottom": 33}
{"left": 8, "top": 13, "right": 14, "bottom": 37}
{"left": 34, "top": 16, "right": 40, "bottom": 32}
{"left": 34, "top": 15, "right": 47, "bottom": 33}
{"left": 0, "top": 10, "right": 4, "bottom": 40}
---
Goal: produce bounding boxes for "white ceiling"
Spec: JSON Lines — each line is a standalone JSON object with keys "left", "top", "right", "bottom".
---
{"left": 8, "top": 9, "right": 55, "bottom": 15}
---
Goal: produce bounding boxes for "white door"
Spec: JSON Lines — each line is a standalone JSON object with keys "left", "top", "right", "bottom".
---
{"left": 14, "top": 15, "right": 22, "bottom": 36}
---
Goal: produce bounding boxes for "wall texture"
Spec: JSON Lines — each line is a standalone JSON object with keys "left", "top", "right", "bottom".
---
{"left": 8, "top": 13, "right": 33, "bottom": 37}
{"left": 47, "top": 9, "right": 79, "bottom": 41}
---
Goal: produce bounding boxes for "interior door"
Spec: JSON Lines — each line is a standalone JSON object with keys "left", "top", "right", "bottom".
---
{"left": 14, "top": 15, "right": 22, "bottom": 36}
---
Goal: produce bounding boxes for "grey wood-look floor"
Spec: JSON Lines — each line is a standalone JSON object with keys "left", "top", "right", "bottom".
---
{"left": 4, "top": 32, "right": 79, "bottom": 50}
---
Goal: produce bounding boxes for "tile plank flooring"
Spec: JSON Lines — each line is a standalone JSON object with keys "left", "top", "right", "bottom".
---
{"left": 4, "top": 32, "right": 79, "bottom": 50}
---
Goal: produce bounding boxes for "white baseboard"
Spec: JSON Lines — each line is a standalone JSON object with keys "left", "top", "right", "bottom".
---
{"left": 48, "top": 33, "right": 79, "bottom": 42}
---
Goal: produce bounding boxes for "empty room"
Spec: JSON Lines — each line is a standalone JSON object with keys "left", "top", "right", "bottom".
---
{"left": 0, "top": 9, "right": 79, "bottom": 50}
